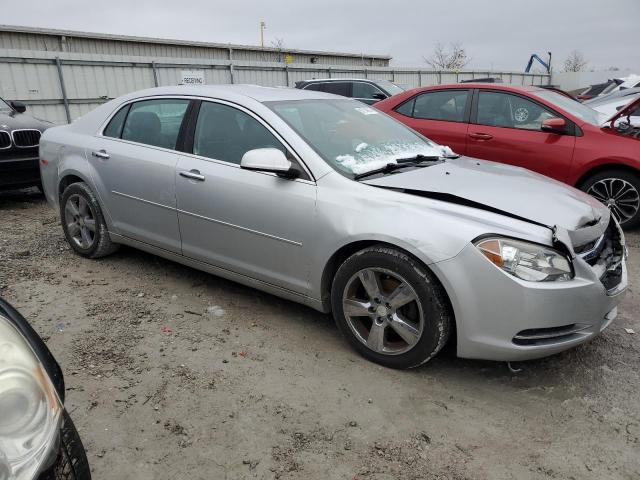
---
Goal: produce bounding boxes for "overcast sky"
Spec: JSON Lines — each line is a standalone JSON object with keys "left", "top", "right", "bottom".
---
{"left": 2, "top": 0, "right": 638, "bottom": 71}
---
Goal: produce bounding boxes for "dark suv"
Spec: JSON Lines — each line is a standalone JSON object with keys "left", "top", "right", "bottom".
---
{"left": 295, "top": 78, "right": 404, "bottom": 105}
{"left": 0, "top": 98, "right": 52, "bottom": 190}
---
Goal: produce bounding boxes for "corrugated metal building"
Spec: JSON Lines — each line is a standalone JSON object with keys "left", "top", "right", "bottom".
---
{"left": 0, "top": 25, "right": 550, "bottom": 124}
{"left": 0, "top": 25, "right": 391, "bottom": 66}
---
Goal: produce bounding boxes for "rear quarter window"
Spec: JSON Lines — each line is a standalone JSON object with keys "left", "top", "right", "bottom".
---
{"left": 394, "top": 98, "right": 415, "bottom": 117}
{"left": 103, "top": 105, "right": 130, "bottom": 138}
{"left": 303, "top": 83, "right": 325, "bottom": 92}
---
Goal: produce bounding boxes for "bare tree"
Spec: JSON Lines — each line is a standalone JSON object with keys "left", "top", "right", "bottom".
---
{"left": 563, "top": 50, "right": 588, "bottom": 72}
{"left": 270, "top": 38, "right": 286, "bottom": 62}
{"left": 423, "top": 42, "right": 471, "bottom": 70}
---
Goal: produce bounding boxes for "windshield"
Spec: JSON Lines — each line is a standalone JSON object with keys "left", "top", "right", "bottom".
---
{"left": 266, "top": 99, "right": 449, "bottom": 177}
{"left": 532, "top": 90, "right": 602, "bottom": 126}
{"left": 0, "top": 98, "right": 12, "bottom": 113}
{"left": 375, "top": 80, "right": 404, "bottom": 95}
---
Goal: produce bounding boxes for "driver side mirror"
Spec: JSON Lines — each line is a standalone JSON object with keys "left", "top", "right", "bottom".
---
{"left": 10, "top": 101, "right": 26, "bottom": 113}
{"left": 240, "top": 148, "right": 300, "bottom": 179}
{"left": 541, "top": 117, "right": 566, "bottom": 134}
{"left": 371, "top": 92, "right": 387, "bottom": 101}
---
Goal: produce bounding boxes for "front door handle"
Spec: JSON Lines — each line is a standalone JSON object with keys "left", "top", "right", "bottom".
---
{"left": 468, "top": 132, "right": 493, "bottom": 140}
{"left": 179, "top": 169, "right": 205, "bottom": 182}
{"left": 92, "top": 149, "right": 110, "bottom": 159}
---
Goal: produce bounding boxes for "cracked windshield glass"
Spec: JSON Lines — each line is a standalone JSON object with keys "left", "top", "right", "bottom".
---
{"left": 268, "top": 99, "right": 452, "bottom": 177}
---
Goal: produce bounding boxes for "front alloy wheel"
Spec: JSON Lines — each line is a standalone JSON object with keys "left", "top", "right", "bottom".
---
{"left": 342, "top": 268, "right": 424, "bottom": 355}
{"left": 331, "top": 245, "right": 451, "bottom": 369}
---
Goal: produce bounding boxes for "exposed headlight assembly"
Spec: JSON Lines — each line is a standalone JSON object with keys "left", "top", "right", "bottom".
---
{"left": 475, "top": 237, "right": 573, "bottom": 282}
{"left": 0, "top": 316, "right": 62, "bottom": 480}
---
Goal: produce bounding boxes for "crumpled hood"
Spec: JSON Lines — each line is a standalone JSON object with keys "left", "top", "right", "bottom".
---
{"left": 364, "top": 156, "right": 609, "bottom": 232}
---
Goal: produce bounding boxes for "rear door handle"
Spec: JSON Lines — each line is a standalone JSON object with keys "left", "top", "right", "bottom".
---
{"left": 179, "top": 169, "right": 205, "bottom": 182}
{"left": 91, "top": 149, "right": 110, "bottom": 159}
{"left": 468, "top": 132, "right": 493, "bottom": 140}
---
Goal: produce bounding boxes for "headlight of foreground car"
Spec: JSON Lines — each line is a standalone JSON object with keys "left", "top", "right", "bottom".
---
{"left": 475, "top": 237, "right": 573, "bottom": 282}
{"left": 0, "top": 317, "right": 62, "bottom": 480}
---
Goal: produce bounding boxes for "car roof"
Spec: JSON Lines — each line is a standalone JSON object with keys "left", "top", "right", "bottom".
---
{"left": 301, "top": 78, "right": 381, "bottom": 83}
{"left": 118, "top": 84, "right": 340, "bottom": 103}
{"left": 585, "top": 87, "right": 640, "bottom": 106}
{"left": 401, "top": 83, "right": 544, "bottom": 96}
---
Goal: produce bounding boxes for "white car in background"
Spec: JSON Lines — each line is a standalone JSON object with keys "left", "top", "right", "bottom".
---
{"left": 607, "top": 74, "right": 640, "bottom": 94}
{"left": 585, "top": 87, "right": 640, "bottom": 127}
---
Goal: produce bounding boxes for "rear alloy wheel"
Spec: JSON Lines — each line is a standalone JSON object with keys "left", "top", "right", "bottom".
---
{"left": 331, "top": 245, "right": 451, "bottom": 369}
{"left": 65, "top": 194, "right": 96, "bottom": 250}
{"left": 60, "top": 182, "right": 118, "bottom": 258}
{"left": 581, "top": 170, "right": 640, "bottom": 228}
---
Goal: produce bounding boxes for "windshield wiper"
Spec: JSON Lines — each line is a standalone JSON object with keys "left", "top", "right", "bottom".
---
{"left": 353, "top": 155, "right": 441, "bottom": 180}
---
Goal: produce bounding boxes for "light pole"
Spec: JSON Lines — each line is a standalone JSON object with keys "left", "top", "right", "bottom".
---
{"left": 260, "top": 21, "right": 266, "bottom": 48}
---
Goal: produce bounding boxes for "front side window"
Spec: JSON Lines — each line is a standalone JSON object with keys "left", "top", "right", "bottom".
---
{"left": 532, "top": 89, "right": 601, "bottom": 126}
{"left": 477, "top": 91, "right": 554, "bottom": 131}
{"left": 267, "top": 99, "right": 447, "bottom": 178}
{"left": 375, "top": 80, "right": 405, "bottom": 96}
{"left": 193, "top": 102, "right": 286, "bottom": 165}
{"left": 121, "top": 99, "right": 190, "bottom": 149}
{"left": 352, "top": 82, "right": 383, "bottom": 100}
{"left": 323, "top": 82, "right": 350, "bottom": 97}
{"left": 413, "top": 90, "right": 469, "bottom": 122}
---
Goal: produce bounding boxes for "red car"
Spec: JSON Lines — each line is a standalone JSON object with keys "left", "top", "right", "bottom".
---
{"left": 375, "top": 84, "right": 640, "bottom": 227}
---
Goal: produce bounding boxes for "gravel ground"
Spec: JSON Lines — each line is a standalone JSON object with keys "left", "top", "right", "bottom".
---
{"left": 1, "top": 188, "right": 639, "bottom": 480}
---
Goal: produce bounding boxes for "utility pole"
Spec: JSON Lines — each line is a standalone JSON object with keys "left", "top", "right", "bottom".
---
{"left": 260, "top": 20, "right": 266, "bottom": 48}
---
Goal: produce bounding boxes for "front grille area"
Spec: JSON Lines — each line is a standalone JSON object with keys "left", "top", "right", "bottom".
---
{"left": 0, "top": 131, "right": 10, "bottom": 149}
{"left": 513, "top": 323, "right": 590, "bottom": 346}
{"left": 0, "top": 147, "right": 38, "bottom": 160}
{"left": 578, "top": 218, "right": 625, "bottom": 293}
{"left": 12, "top": 129, "right": 41, "bottom": 148}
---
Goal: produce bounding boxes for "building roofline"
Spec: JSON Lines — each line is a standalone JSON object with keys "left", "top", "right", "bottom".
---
{"left": 0, "top": 24, "right": 392, "bottom": 60}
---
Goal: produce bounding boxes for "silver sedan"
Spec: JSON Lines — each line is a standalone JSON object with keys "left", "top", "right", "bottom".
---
{"left": 39, "top": 85, "right": 627, "bottom": 368}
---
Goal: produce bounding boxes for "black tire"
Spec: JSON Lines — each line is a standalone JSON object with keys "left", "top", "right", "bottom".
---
{"left": 38, "top": 410, "right": 91, "bottom": 480}
{"left": 579, "top": 169, "right": 640, "bottom": 229}
{"left": 331, "top": 245, "right": 451, "bottom": 369}
{"left": 60, "top": 182, "right": 118, "bottom": 258}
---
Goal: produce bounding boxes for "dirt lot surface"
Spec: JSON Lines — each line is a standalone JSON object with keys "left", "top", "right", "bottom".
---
{"left": 1, "top": 189, "right": 639, "bottom": 480}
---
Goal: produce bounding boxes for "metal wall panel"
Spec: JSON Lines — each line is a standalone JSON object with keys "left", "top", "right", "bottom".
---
{"left": 235, "top": 68, "right": 288, "bottom": 87}
{"left": 156, "top": 66, "right": 232, "bottom": 86}
{"left": 0, "top": 49, "right": 550, "bottom": 124}
{"left": 0, "top": 28, "right": 388, "bottom": 66}
{"left": 0, "top": 61, "right": 61, "bottom": 100}
{"left": 287, "top": 69, "right": 331, "bottom": 84}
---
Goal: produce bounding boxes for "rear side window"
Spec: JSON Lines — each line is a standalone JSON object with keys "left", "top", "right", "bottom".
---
{"left": 323, "top": 82, "right": 351, "bottom": 97}
{"left": 121, "top": 99, "right": 190, "bottom": 149}
{"left": 103, "top": 105, "right": 129, "bottom": 138}
{"left": 193, "top": 101, "right": 286, "bottom": 165}
{"left": 413, "top": 90, "right": 469, "bottom": 122}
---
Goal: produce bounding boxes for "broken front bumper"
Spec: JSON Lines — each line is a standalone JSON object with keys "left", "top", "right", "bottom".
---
{"left": 432, "top": 241, "right": 627, "bottom": 362}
